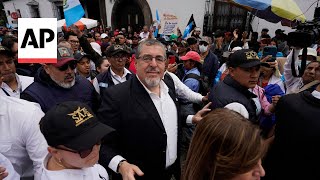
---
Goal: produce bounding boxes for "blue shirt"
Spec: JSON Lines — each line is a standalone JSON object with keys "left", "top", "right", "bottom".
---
{"left": 183, "top": 67, "right": 200, "bottom": 92}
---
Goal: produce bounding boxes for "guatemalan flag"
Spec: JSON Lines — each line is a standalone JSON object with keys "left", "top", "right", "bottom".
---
{"left": 63, "top": 0, "right": 85, "bottom": 27}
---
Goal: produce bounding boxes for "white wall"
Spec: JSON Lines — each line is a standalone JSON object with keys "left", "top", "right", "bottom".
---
{"left": 251, "top": 0, "right": 317, "bottom": 37}
{"left": 105, "top": 0, "right": 206, "bottom": 33}
{"left": 3, "top": 0, "right": 55, "bottom": 28}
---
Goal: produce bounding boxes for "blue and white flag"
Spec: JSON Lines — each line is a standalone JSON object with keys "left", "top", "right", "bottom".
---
{"left": 63, "top": 0, "right": 85, "bottom": 27}
{"left": 154, "top": 9, "right": 160, "bottom": 37}
{"left": 183, "top": 14, "right": 196, "bottom": 39}
{"left": 182, "top": 22, "right": 193, "bottom": 39}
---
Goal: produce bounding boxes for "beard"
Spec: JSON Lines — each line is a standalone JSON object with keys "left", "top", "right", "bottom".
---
{"left": 143, "top": 66, "right": 161, "bottom": 88}
{"left": 145, "top": 77, "right": 161, "bottom": 88}
{"left": 50, "top": 74, "right": 75, "bottom": 89}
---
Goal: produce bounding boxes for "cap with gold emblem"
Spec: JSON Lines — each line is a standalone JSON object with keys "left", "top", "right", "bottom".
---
{"left": 39, "top": 101, "right": 114, "bottom": 151}
{"left": 227, "top": 49, "right": 261, "bottom": 68}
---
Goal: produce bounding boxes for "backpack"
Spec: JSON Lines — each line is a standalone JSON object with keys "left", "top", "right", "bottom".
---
{"left": 182, "top": 73, "right": 207, "bottom": 96}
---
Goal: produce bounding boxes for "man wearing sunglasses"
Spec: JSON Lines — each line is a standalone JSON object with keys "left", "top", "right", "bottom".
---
{"left": 37, "top": 101, "right": 114, "bottom": 180}
{"left": 21, "top": 47, "right": 100, "bottom": 113}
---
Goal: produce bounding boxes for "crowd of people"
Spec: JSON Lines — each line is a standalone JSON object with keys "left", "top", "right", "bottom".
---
{"left": 0, "top": 23, "right": 319, "bottom": 180}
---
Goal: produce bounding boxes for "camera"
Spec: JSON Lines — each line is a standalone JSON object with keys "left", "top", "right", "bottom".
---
{"left": 288, "top": 7, "right": 320, "bottom": 47}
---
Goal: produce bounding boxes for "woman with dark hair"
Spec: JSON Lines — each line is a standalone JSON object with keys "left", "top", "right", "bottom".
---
{"left": 183, "top": 108, "right": 267, "bottom": 180}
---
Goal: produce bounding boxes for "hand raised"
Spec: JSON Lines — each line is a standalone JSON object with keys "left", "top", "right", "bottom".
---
{"left": 119, "top": 161, "right": 144, "bottom": 180}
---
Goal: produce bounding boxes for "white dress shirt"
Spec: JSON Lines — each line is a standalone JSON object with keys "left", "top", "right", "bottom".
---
{"left": 139, "top": 32, "right": 149, "bottom": 39}
{"left": 0, "top": 153, "right": 20, "bottom": 180}
{"left": 35, "top": 154, "right": 109, "bottom": 180}
{"left": 110, "top": 68, "right": 131, "bottom": 85}
{"left": 92, "top": 68, "right": 131, "bottom": 94}
{"left": 0, "top": 96, "right": 47, "bottom": 178}
{"left": 312, "top": 90, "right": 320, "bottom": 99}
{"left": 166, "top": 71, "right": 203, "bottom": 104}
{"left": 0, "top": 73, "right": 34, "bottom": 98}
{"left": 166, "top": 71, "right": 203, "bottom": 124}
{"left": 108, "top": 76, "right": 178, "bottom": 172}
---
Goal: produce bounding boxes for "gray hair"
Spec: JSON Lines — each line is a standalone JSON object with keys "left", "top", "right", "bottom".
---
{"left": 135, "top": 39, "right": 167, "bottom": 59}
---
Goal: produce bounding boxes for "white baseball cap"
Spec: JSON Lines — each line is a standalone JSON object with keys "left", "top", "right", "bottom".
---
{"left": 101, "top": 33, "right": 108, "bottom": 39}
{"left": 298, "top": 48, "right": 317, "bottom": 58}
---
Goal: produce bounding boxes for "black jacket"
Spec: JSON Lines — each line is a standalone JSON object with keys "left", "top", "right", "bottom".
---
{"left": 209, "top": 75, "right": 258, "bottom": 123}
{"left": 98, "top": 75, "right": 181, "bottom": 180}
{"left": 263, "top": 91, "right": 320, "bottom": 180}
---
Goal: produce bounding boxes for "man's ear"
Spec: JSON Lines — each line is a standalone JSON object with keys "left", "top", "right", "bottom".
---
{"left": 43, "top": 64, "right": 51, "bottom": 75}
{"left": 48, "top": 146, "right": 58, "bottom": 155}
{"left": 228, "top": 67, "right": 235, "bottom": 77}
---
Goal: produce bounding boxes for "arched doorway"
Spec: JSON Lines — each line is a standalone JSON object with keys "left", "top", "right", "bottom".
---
{"left": 111, "top": 0, "right": 152, "bottom": 33}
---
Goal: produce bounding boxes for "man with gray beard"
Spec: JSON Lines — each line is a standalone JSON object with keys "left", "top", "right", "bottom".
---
{"left": 98, "top": 39, "right": 210, "bottom": 180}
{"left": 21, "top": 47, "right": 99, "bottom": 113}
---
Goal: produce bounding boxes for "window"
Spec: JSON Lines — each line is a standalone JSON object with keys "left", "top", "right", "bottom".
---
{"left": 212, "top": 0, "right": 247, "bottom": 32}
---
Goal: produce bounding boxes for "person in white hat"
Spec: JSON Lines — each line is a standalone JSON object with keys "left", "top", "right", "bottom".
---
{"left": 284, "top": 47, "right": 320, "bottom": 94}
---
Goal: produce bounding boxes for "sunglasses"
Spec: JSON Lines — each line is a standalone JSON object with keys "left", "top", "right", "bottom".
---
{"left": 57, "top": 61, "right": 77, "bottom": 71}
{"left": 55, "top": 141, "right": 101, "bottom": 159}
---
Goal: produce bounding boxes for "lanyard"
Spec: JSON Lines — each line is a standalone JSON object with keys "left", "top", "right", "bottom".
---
{"left": 1, "top": 88, "right": 10, "bottom": 96}
{"left": 111, "top": 73, "right": 124, "bottom": 84}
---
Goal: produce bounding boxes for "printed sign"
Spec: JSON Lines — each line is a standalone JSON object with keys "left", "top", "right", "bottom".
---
{"left": 18, "top": 18, "right": 57, "bottom": 63}
{"left": 159, "top": 13, "right": 178, "bottom": 35}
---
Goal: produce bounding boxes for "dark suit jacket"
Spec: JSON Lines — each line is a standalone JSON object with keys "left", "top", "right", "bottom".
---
{"left": 263, "top": 91, "right": 320, "bottom": 180}
{"left": 98, "top": 76, "right": 181, "bottom": 180}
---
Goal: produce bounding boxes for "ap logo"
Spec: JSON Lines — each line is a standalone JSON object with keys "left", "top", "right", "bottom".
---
{"left": 18, "top": 18, "right": 57, "bottom": 63}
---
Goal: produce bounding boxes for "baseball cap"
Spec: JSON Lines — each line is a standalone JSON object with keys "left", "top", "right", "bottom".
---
{"left": 200, "top": 36, "right": 211, "bottom": 45}
{"left": 214, "top": 31, "right": 224, "bottom": 38}
{"left": 105, "top": 44, "right": 131, "bottom": 57}
{"left": 298, "top": 48, "right": 317, "bottom": 58}
{"left": 194, "top": 27, "right": 201, "bottom": 31}
{"left": 54, "top": 47, "right": 76, "bottom": 67}
{"left": 40, "top": 101, "right": 114, "bottom": 151}
{"left": 0, "top": 46, "right": 13, "bottom": 56}
{"left": 74, "top": 52, "right": 90, "bottom": 62}
{"left": 101, "top": 33, "right": 108, "bottom": 39}
{"left": 132, "top": 35, "right": 139, "bottom": 40}
{"left": 157, "top": 37, "right": 169, "bottom": 46}
{"left": 180, "top": 51, "right": 201, "bottom": 63}
{"left": 228, "top": 49, "right": 261, "bottom": 68}
{"left": 275, "top": 29, "right": 285, "bottom": 34}
{"left": 187, "top": 37, "right": 198, "bottom": 46}
{"left": 170, "top": 34, "right": 178, "bottom": 41}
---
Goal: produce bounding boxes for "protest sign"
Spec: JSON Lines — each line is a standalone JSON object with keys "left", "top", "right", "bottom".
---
{"left": 159, "top": 13, "right": 178, "bottom": 35}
